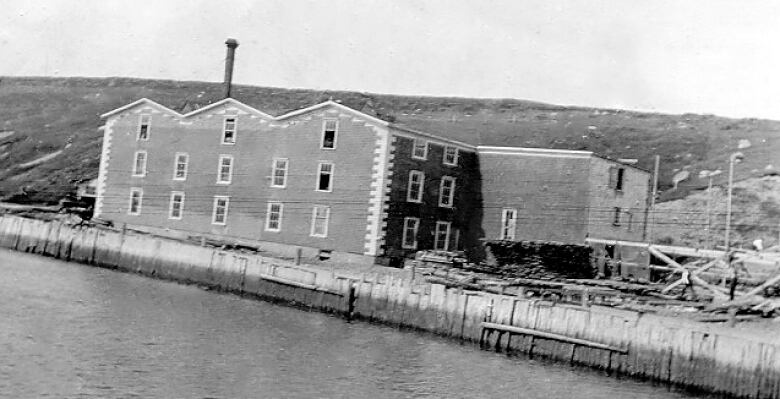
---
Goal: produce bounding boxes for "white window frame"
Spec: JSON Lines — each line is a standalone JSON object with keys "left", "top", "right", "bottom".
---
{"left": 434, "top": 221, "right": 451, "bottom": 251}
{"left": 438, "top": 176, "right": 456, "bottom": 208}
{"left": 412, "top": 139, "right": 428, "bottom": 160}
{"left": 265, "top": 202, "right": 283, "bottom": 232}
{"left": 316, "top": 162, "right": 334, "bottom": 192}
{"left": 173, "top": 152, "right": 189, "bottom": 181}
{"left": 212, "top": 196, "right": 230, "bottom": 225}
{"left": 402, "top": 217, "right": 420, "bottom": 249}
{"left": 168, "top": 191, "right": 185, "bottom": 220}
{"left": 500, "top": 208, "right": 517, "bottom": 240}
{"left": 407, "top": 170, "right": 424, "bottom": 203}
{"left": 128, "top": 187, "right": 143, "bottom": 215}
{"left": 443, "top": 146, "right": 459, "bottom": 166}
{"left": 271, "top": 158, "right": 288, "bottom": 188}
{"left": 137, "top": 114, "right": 151, "bottom": 141}
{"left": 217, "top": 155, "right": 234, "bottom": 184}
{"left": 321, "top": 119, "right": 338, "bottom": 149}
{"left": 222, "top": 117, "right": 237, "bottom": 145}
{"left": 310, "top": 205, "right": 331, "bottom": 238}
{"left": 132, "top": 150, "right": 147, "bottom": 177}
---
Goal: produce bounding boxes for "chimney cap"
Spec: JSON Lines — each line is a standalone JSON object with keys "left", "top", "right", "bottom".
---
{"left": 225, "top": 38, "right": 239, "bottom": 47}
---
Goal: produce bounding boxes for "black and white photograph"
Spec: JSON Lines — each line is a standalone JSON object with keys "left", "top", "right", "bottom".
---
{"left": 1, "top": 1, "right": 779, "bottom": 398}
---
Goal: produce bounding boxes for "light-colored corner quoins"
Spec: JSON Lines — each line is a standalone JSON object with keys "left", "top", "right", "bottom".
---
{"left": 364, "top": 126, "right": 392, "bottom": 256}
{"left": 94, "top": 117, "right": 116, "bottom": 218}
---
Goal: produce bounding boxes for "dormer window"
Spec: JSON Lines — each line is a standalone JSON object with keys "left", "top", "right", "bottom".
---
{"left": 222, "top": 117, "right": 237, "bottom": 144}
{"left": 137, "top": 114, "right": 151, "bottom": 140}
{"left": 322, "top": 119, "right": 338, "bottom": 149}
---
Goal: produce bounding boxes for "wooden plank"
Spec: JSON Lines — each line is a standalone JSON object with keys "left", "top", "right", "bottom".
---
{"left": 481, "top": 322, "right": 628, "bottom": 354}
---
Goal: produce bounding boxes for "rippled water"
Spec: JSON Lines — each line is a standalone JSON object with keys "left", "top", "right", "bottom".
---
{"left": 0, "top": 249, "right": 706, "bottom": 398}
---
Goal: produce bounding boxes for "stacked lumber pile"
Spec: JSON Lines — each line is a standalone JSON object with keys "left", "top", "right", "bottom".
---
{"left": 483, "top": 240, "right": 595, "bottom": 279}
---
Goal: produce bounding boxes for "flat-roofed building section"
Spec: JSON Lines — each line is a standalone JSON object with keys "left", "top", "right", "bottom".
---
{"left": 477, "top": 146, "right": 650, "bottom": 243}
{"left": 478, "top": 146, "right": 593, "bottom": 243}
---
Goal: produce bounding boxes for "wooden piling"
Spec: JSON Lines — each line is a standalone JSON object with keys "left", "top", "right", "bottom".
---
{"left": 2, "top": 214, "right": 780, "bottom": 398}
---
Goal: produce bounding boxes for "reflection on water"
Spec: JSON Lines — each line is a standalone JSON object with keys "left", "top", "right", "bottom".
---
{"left": 0, "top": 249, "right": 703, "bottom": 398}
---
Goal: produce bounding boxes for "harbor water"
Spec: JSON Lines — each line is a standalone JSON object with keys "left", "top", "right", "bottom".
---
{"left": 0, "top": 248, "right": 708, "bottom": 398}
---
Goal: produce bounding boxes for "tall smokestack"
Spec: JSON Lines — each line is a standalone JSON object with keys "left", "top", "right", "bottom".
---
{"left": 223, "top": 38, "right": 239, "bottom": 98}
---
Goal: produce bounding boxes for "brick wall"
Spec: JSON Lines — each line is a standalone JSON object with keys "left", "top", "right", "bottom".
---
{"left": 478, "top": 149, "right": 592, "bottom": 243}
{"left": 383, "top": 133, "right": 483, "bottom": 259}
{"left": 99, "top": 102, "right": 379, "bottom": 255}
{"left": 586, "top": 157, "right": 650, "bottom": 241}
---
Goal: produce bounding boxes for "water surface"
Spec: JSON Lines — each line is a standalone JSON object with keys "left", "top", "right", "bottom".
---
{"left": 0, "top": 249, "right": 704, "bottom": 398}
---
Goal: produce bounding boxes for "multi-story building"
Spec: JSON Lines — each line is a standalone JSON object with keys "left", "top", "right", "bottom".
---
{"left": 478, "top": 146, "right": 650, "bottom": 244}
{"left": 95, "top": 95, "right": 650, "bottom": 265}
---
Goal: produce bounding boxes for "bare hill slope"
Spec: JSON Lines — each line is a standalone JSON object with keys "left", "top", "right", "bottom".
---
{"left": 651, "top": 176, "right": 780, "bottom": 248}
{"left": 1, "top": 76, "right": 778, "bottom": 206}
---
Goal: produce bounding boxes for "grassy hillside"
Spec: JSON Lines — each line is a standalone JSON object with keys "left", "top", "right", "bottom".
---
{"left": 651, "top": 176, "right": 780, "bottom": 249}
{"left": 0, "top": 76, "right": 778, "bottom": 207}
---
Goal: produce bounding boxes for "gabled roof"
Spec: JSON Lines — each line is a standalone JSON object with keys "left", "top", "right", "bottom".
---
{"left": 100, "top": 98, "right": 171, "bottom": 119}
{"left": 276, "top": 100, "right": 388, "bottom": 126}
{"left": 100, "top": 97, "right": 388, "bottom": 127}
{"left": 100, "top": 97, "right": 275, "bottom": 119}
{"left": 184, "top": 97, "right": 274, "bottom": 119}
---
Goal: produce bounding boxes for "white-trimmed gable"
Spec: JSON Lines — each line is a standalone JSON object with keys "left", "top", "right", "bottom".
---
{"left": 100, "top": 98, "right": 178, "bottom": 120}
{"left": 182, "top": 98, "right": 274, "bottom": 120}
{"left": 276, "top": 100, "right": 389, "bottom": 128}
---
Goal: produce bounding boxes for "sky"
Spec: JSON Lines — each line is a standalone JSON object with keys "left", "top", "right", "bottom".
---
{"left": 2, "top": 0, "right": 780, "bottom": 119}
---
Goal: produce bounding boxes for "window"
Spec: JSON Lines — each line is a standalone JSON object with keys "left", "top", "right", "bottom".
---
{"left": 265, "top": 202, "right": 283, "bottom": 232}
{"left": 609, "top": 166, "right": 626, "bottom": 191}
{"left": 222, "top": 117, "right": 236, "bottom": 144}
{"left": 128, "top": 188, "right": 142, "bottom": 215}
{"left": 434, "top": 221, "right": 451, "bottom": 251}
{"left": 613, "top": 207, "right": 621, "bottom": 226}
{"left": 212, "top": 196, "right": 229, "bottom": 225}
{"left": 439, "top": 176, "right": 455, "bottom": 207}
{"left": 412, "top": 139, "right": 428, "bottom": 160}
{"left": 132, "top": 151, "right": 147, "bottom": 177}
{"left": 407, "top": 170, "right": 424, "bottom": 202}
{"left": 316, "top": 162, "right": 334, "bottom": 192}
{"left": 173, "top": 153, "right": 188, "bottom": 180}
{"left": 443, "top": 146, "right": 458, "bottom": 166}
{"left": 271, "top": 158, "right": 288, "bottom": 188}
{"left": 321, "top": 119, "right": 338, "bottom": 149}
{"left": 402, "top": 217, "right": 420, "bottom": 249}
{"left": 310, "top": 205, "right": 330, "bottom": 237}
{"left": 500, "top": 208, "right": 517, "bottom": 240}
{"left": 169, "top": 191, "right": 184, "bottom": 220}
{"left": 217, "top": 155, "right": 233, "bottom": 184}
{"left": 137, "top": 114, "right": 150, "bottom": 140}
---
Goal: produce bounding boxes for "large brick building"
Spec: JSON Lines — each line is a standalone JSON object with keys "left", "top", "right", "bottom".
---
{"left": 95, "top": 95, "right": 650, "bottom": 264}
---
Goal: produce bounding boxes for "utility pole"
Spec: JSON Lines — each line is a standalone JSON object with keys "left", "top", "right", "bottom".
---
{"left": 725, "top": 152, "right": 744, "bottom": 251}
{"left": 700, "top": 169, "right": 722, "bottom": 249}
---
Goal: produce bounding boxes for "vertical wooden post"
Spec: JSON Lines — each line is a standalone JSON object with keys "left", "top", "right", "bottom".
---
{"left": 295, "top": 247, "right": 302, "bottom": 265}
{"left": 346, "top": 282, "right": 357, "bottom": 322}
